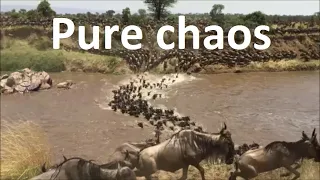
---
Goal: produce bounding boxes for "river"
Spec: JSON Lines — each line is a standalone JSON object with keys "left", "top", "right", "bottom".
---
{"left": 1, "top": 71, "right": 319, "bottom": 163}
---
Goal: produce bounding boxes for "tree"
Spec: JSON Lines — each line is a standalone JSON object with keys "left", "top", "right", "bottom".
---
{"left": 26, "top": 9, "right": 39, "bottom": 20}
{"left": 36, "top": 0, "right": 56, "bottom": 18}
{"left": 19, "top": 9, "right": 27, "bottom": 14}
{"left": 106, "top": 10, "right": 115, "bottom": 18}
{"left": 144, "top": 0, "right": 178, "bottom": 20}
{"left": 210, "top": 4, "right": 225, "bottom": 25}
{"left": 244, "top": 11, "right": 266, "bottom": 28}
{"left": 122, "top": 7, "right": 131, "bottom": 24}
{"left": 138, "top": 9, "right": 147, "bottom": 18}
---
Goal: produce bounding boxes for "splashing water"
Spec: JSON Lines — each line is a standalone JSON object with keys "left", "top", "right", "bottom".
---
{"left": 98, "top": 73, "right": 199, "bottom": 113}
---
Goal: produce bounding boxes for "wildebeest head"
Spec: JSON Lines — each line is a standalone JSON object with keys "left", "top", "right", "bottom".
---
{"left": 123, "top": 150, "right": 139, "bottom": 168}
{"left": 301, "top": 129, "right": 319, "bottom": 161}
{"left": 116, "top": 162, "right": 137, "bottom": 180}
{"left": 217, "top": 123, "right": 235, "bottom": 164}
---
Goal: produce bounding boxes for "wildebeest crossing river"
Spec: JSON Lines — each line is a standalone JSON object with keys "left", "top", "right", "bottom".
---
{"left": 0, "top": 71, "right": 319, "bottom": 164}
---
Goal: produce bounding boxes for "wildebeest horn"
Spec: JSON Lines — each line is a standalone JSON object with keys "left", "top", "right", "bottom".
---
{"left": 312, "top": 128, "right": 316, "bottom": 137}
{"left": 41, "top": 162, "right": 46, "bottom": 172}
{"left": 223, "top": 122, "right": 227, "bottom": 130}
{"left": 63, "top": 155, "right": 67, "bottom": 161}
{"left": 302, "top": 131, "right": 309, "bottom": 139}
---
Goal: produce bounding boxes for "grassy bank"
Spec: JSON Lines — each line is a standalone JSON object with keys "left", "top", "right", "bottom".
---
{"left": 0, "top": 32, "right": 319, "bottom": 74}
{"left": 0, "top": 37, "right": 129, "bottom": 74}
{"left": 1, "top": 120, "right": 319, "bottom": 180}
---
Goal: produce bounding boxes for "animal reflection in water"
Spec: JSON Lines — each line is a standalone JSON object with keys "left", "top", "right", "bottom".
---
{"left": 29, "top": 157, "right": 136, "bottom": 180}
{"left": 134, "top": 123, "right": 235, "bottom": 180}
{"left": 229, "top": 129, "right": 320, "bottom": 180}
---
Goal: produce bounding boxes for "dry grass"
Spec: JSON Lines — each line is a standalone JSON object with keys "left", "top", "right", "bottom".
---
{"left": 152, "top": 160, "right": 320, "bottom": 180}
{"left": 0, "top": 120, "right": 51, "bottom": 180}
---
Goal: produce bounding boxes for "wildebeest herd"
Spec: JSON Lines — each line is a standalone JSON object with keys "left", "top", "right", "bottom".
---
{"left": 30, "top": 73, "right": 320, "bottom": 180}
{"left": 2, "top": 14, "right": 320, "bottom": 74}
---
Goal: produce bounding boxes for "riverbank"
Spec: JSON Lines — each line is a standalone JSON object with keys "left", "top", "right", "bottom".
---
{"left": 1, "top": 120, "right": 319, "bottom": 180}
{"left": 1, "top": 26, "right": 319, "bottom": 75}
{"left": 0, "top": 38, "right": 131, "bottom": 74}
{"left": 1, "top": 37, "right": 319, "bottom": 74}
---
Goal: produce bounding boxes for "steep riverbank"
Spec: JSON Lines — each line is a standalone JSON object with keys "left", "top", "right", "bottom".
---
{"left": 1, "top": 26, "right": 319, "bottom": 74}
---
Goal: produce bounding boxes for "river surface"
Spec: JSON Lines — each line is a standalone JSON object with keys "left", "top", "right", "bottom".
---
{"left": 1, "top": 71, "right": 319, "bottom": 163}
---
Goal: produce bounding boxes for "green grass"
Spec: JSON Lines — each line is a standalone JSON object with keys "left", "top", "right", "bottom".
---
{"left": 0, "top": 38, "right": 126, "bottom": 73}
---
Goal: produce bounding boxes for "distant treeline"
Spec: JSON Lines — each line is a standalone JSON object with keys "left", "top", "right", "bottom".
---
{"left": 1, "top": 0, "right": 320, "bottom": 30}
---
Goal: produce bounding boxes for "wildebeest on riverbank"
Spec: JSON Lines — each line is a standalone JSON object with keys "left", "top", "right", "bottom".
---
{"left": 133, "top": 123, "right": 235, "bottom": 180}
{"left": 30, "top": 157, "right": 136, "bottom": 180}
{"left": 229, "top": 129, "right": 320, "bottom": 180}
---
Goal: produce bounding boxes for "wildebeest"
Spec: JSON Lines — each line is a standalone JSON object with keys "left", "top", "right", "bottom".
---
{"left": 30, "top": 157, "right": 136, "bottom": 180}
{"left": 134, "top": 123, "right": 235, "bottom": 180}
{"left": 30, "top": 156, "right": 136, "bottom": 180}
{"left": 229, "top": 129, "right": 320, "bottom": 180}
{"left": 106, "top": 130, "right": 162, "bottom": 169}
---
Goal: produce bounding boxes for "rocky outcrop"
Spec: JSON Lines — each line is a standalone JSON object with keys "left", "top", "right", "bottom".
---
{"left": 0, "top": 68, "right": 53, "bottom": 94}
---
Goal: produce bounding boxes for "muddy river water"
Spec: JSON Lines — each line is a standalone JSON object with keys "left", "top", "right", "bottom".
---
{"left": 1, "top": 71, "right": 319, "bottom": 163}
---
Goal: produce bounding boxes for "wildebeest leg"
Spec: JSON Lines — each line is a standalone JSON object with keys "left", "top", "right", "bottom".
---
{"left": 280, "top": 162, "right": 301, "bottom": 177}
{"left": 191, "top": 163, "right": 205, "bottom": 180}
{"left": 283, "top": 165, "right": 300, "bottom": 180}
{"left": 178, "top": 165, "right": 189, "bottom": 180}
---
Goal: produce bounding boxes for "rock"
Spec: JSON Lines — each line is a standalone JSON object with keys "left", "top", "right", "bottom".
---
{"left": 9, "top": 72, "right": 23, "bottom": 85}
{"left": 21, "top": 68, "right": 33, "bottom": 76}
{"left": 57, "top": 80, "right": 73, "bottom": 89}
{"left": 20, "top": 81, "right": 31, "bottom": 88}
{"left": 5, "top": 77, "right": 15, "bottom": 87}
{"left": 137, "top": 122, "right": 143, "bottom": 128}
{"left": 38, "top": 71, "right": 52, "bottom": 85}
{"left": 1, "top": 74, "right": 9, "bottom": 80}
{"left": 2, "top": 85, "right": 14, "bottom": 94}
{"left": 27, "top": 76, "right": 42, "bottom": 91}
{"left": 40, "top": 83, "right": 51, "bottom": 90}
{"left": 1, "top": 69, "right": 53, "bottom": 94}
{"left": 15, "top": 84, "right": 27, "bottom": 93}
{"left": 1, "top": 79, "right": 7, "bottom": 88}
{"left": 28, "top": 81, "right": 42, "bottom": 91}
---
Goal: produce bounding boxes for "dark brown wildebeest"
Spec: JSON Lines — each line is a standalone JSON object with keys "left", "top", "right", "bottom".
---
{"left": 134, "top": 123, "right": 235, "bottom": 180}
{"left": 229, "top": 129, "right": 320, "bottom": 180}
{"left": 30, "top": 157, "right": 136, "bottom": 180}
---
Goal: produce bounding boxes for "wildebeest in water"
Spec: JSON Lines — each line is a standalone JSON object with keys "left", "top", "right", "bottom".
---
{"left": 229, "top": 128, "right": 320, "bottom": 180}
{"left": 134, "top": 123, "right": 235, "bottom": 180}
{"left": 29, "top": 157, "right": 136, "bottom": 180}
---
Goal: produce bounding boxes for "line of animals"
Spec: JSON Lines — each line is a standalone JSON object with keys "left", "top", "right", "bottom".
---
{"left": 30, "top": 126, "right": 320, "bottom": 180}
{"left": 62, "top": 44, "right": 320, "bottom": 74}
{"left": 30, "top": 74, "right": 320, "bottom": 180}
